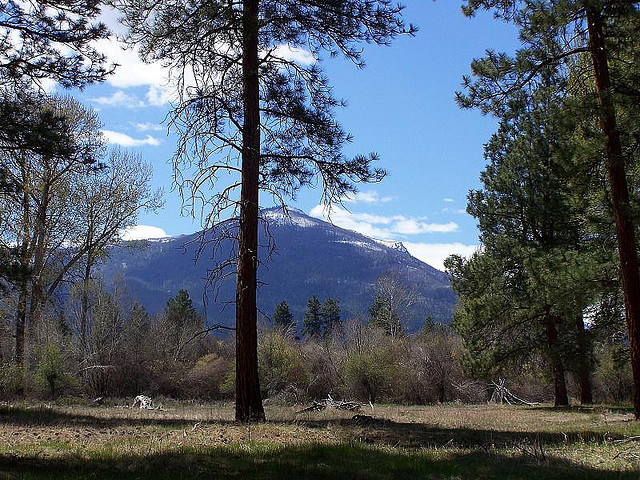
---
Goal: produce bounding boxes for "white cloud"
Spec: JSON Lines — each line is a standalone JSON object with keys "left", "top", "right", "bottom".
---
{"left": 91, "top": 90, "right": 145, "bottom": 108}
{"left": 310, "top": 205, "right": 393, "bottom": 239}
{"left": 120, "top": 225, "right": 168, "bottom": 240}
{"left": 94, "top": 9, "right": 313, "bottom": 110}
{"left": 146, "top": 84, "right": 174, "bottom": 107}
{"left": 403, "top": 242, "right": 479, "bottom": 271}
{"left": 134, "top": 122, "right": 165, "bottom": 132}
{"left": 99, "top": 6, "right": 128, "bottom": 37}
{"left": 272, "top": 45, "right": 316, "bottom": 65}
{"left": 392, "top": 219, "right": 459, "bottom": 235}
{"left": 93, "top": 34, "right": 175, "bottom": 107}
{"left": 443, "top": 198, "right": 455, "bottom": 203}
{"left": 95, "top": 37, "right": 169, "bottom": 90}
{"left": 102, "top": 129, "right": 161, "bottom": 147}
{"left": 311, "top": 203, "right": 477, "bottom": 270}
{"left": 310, "top": 205, "right": 459, "bottom": 240}
{"left": 343, "top": 191, "right": 395, "bottom": 204}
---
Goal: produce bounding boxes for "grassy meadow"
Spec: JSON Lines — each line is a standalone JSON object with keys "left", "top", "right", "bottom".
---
{"left": 0, "top": 401, "right": 638, "bottom": 479}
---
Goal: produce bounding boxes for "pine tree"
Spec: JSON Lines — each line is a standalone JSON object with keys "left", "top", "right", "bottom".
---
{"left": 460, "top": 0, "right": 640, "bottom": 419}
{"left": 114, "top": 0, "right": 415, "bottom": 422}
{"left": 162, "top": 290, "right": 203, "bottom": 363}
{"left": 320, "top": 298, "right": 341, "bottom": 336}
{"left": 448, "top": 71, "right": 616, "bottom": 406}
{"left": 0, "top": 0, "right": 112, "bottom": 88}
{"left": 303, "top": 295, "right": 322, "bottom": 338}
{"left": 273, "top": 301, "right": 294, "bottom": 329}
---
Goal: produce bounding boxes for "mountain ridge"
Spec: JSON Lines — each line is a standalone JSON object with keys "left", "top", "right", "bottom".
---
{"left": 99, "top": 207, "right": 456, "bottom": 332}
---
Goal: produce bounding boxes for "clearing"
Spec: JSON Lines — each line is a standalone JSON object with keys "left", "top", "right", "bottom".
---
{"left": 0, "top": 401, "right": 638, "bottom": 479}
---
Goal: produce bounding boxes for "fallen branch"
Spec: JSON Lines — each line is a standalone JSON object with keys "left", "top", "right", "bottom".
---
{"left": 489, "top": 378, "right": 539, "bottom": 407}
{"left": 613, "top": 435, "right": 640, "bottom": 444}
{"left": 296, "top": 394, "right": 367, "bottom": 414}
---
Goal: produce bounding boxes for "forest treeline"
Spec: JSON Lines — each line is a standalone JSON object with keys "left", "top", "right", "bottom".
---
{"left": 0, "top": 285, "right": 633, "bottom": 406}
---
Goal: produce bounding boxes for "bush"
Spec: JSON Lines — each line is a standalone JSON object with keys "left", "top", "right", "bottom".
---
{"left": 258, "top": 329, "right": 309, "bottom": 400}
{"left": 343, "top": 346, "right": 397, "bottom": 403}
{"left": 593, "top": 343, "right": 633, "bottom": 403}
{"left": 0, "top": 362, "right": 25, "bottom": 399}
{"left": 34, "top": 345, "right": 75, "bottom": 399}
{"left": 299, "top": 338, "right": 343, "bottom": 400}
{"left": 181, "top": 354, "right": 232, "bottom": 399}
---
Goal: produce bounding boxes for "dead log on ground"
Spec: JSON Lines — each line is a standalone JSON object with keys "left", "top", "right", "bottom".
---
{"left": 296, "top": 394, "right": 366, "bottom": 414}
{"left": 489, "top": 378, "right": 539, "bottom": 406}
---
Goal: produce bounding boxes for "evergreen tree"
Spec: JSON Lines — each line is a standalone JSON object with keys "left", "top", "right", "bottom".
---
{"left": 460, "top": 0, "right": 640, "bottom": 419}
{"left": 273, "top": 301, "right": 294, "bottom": 329}
{"left": 303, "top": 295, "right": 322, "bottom": 337}
{"left": 162, "top": 290, "right": 204, "bottom": 363}
{"left": 0, "top": 0, "right": 111, "bottom": 88}
{"left": 115, "top": 0, "right": 414, "bottom": 422}
{"left": 320, "top": 298, "right": 341, "bottom": 336}
{"left": 448, "top": 74, "right": 614, "bottom": 406}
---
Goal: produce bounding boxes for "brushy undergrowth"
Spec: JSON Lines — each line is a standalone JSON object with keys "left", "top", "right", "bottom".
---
{"left": 0, "top": 402, "right": 638, "bottom": 479}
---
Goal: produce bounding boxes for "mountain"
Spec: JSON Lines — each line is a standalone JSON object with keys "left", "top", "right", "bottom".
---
{"left": 98, "top": 207, "right": 456, "bottom": 332}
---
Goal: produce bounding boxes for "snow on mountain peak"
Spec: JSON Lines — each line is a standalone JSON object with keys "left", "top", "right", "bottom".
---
{"left": 375, "top": 239, "right": 410, "bottom": 255}
{"left": 262, "top": 207, "right": 321, "bottom": 228}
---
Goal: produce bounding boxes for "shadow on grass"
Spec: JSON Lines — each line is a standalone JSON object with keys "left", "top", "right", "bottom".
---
{"left": 530, "top": 405, "right": 635, "bottom": 414}
{"left": 0, "top": 442, "right": 638, "bottom": 480}
{"left": 0, "top": 404, "right": 227, "bottom": 429}
{"left": 1, "top": 404, "right": 636, "bottom": 449}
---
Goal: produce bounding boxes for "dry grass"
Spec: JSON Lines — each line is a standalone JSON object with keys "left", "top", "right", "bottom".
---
{"left": 0, "top": 401, "right": 638, "bottom": 479}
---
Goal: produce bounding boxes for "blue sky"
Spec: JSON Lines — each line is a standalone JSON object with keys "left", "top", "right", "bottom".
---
{"left": 70, "top": 1, "right": 519, "bottom": 271}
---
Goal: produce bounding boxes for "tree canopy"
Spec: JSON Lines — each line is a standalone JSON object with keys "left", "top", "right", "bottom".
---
{"left": 0, "top": 0, "right": 112, "bottom": 88}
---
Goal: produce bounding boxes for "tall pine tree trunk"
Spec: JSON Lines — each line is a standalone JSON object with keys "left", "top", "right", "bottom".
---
{"left": 545, "top": 311, "right": 569, "bottom": 407}
{"left": 586, "top": 5, "right": 640, "bottom": 419}
{"left": 235, "top": 0, "right": 265, "bottom": 423}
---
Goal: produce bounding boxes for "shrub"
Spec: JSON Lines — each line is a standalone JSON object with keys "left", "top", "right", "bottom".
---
{"left": 258, "top": 328, "right": 309, "bottom": 400}
{"left": 0, "top": 362, "right": 25, "bottom": 399}
{"left": 343, "top": 346, "right": 397, "bottom": 403}
{"left": 181, "top": 353, "right": 232, "bottom": 399}
{"left": 299, "top": 338, "right": 344, "bottom": 399}
{"left": 34, "top": 344, "right": 75, "bottom": 398}
{"left": 593, "top": 343, "right": 633, "bottom": 403}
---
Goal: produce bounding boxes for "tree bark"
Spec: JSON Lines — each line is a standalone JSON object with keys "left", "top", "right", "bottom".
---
{"left": 26, "top": 178, "right": 50, "bottom": 360}
{"left": 80, "top": 247, "right": 95, "bottom": 356}
{"left": 545, "top": 311, "right": 569, "bottom": 407}
{"left": 235, "top": 0, "right": 264, "bottom": 423}
{"left": 586, "top": 5, "right": 640, "bottom": 419}
{"left": 14, "top": 168, "right": 31, "bottom": 369}
{"left": 576, "top": 314, "right": 593, "bottom": 405}
{"left": 14, "top": 279, "right": 28, "bottom": 367}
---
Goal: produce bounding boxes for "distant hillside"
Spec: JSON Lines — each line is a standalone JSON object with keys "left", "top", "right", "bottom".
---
{"left": 99, "top": 207, "right": 456, "bottom": 332}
